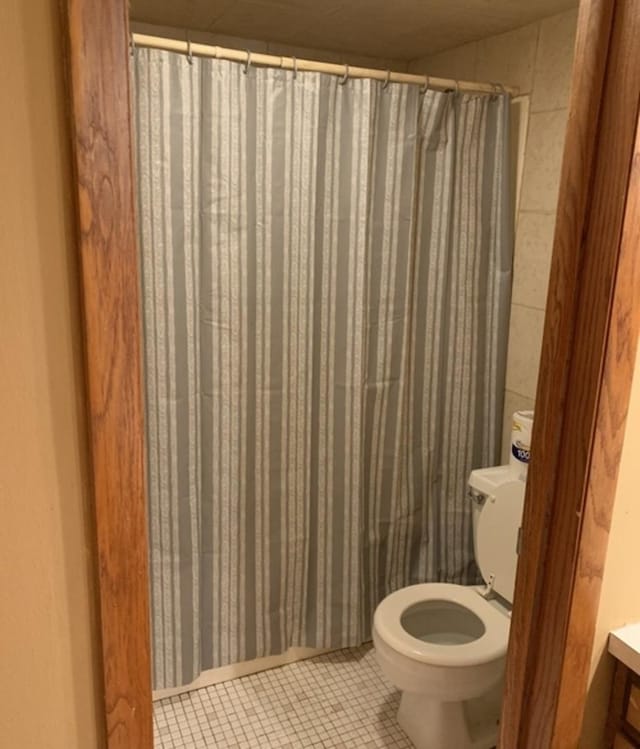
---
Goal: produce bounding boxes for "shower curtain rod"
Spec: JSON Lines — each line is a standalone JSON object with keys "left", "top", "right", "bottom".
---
{"left": 131, "top": 33, "right": 518, "bottom": 97}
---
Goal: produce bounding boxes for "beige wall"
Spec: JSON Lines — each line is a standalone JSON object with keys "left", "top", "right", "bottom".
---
{"left": 409, "top": 10, "right": 578, "bottom": 456}
{"left": 579, "top": 346, "right": 640, "bottom": 747}
{"left": 0, "top": 1, "right": 104, "bottom": 748}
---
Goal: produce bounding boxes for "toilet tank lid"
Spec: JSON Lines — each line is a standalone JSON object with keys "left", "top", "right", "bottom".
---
{"left": 468, "top": 465, "right": 518, "bottom": 496}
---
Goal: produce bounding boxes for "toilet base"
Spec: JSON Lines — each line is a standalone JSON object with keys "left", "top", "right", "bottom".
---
{"left": 396, "top": 683, "right": 502, "bottom": 749}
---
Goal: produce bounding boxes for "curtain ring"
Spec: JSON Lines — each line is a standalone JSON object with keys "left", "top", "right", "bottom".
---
{"left": 492, "top": 81, "right": 506, "bottom": 96}
{"left": 186, "top": 36, "right": 194, "bottom": 66}
{"left": 292, "top": 56, "right": 297, "bottom": 80}
{"left": 244, "top": 49, "right": 252, "bottom": 74}
{"left": 382, "top": 69, "right": 391, "bottom": 90}
{"left": 129, "top": 33, "right": 136, "bottom": 58}
{"left": 420, "top": 75, "right": 429, "bottom": 95}
{"left": 339, "top": 64, "right": 349, "bottom": 85}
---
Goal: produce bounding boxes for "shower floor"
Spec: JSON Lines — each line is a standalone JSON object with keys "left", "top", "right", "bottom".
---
{"left": 153, "top": 644, "right": 413, "bottom": 748}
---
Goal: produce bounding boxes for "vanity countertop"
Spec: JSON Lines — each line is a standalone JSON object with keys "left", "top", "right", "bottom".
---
{"left": 609, "top": 623, "right": 640, "bottom": 675}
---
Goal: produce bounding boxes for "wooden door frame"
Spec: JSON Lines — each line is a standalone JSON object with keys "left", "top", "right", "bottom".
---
{"left": 500, "top": 1, "right": 640, "bottom": 746}
{"left": 62, "top": 0, "right": 640, "bottom": 746}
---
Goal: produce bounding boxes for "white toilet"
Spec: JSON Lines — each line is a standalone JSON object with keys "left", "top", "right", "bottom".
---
{"left": 373, "top": 465, "right": 525, "bottom": 749}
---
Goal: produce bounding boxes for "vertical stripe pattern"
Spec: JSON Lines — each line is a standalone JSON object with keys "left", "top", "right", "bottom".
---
{"left": 133, "top": 49, "right": 512, "bottom": 690}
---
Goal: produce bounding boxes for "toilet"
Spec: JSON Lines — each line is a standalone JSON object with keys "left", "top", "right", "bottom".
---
{"left": 373, "top": 465, "right": 525, "bottom": 749}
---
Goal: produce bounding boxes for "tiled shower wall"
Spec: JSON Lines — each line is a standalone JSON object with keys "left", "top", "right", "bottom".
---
{"left": 408, "top": 9, "right": 579, "bottom": 460}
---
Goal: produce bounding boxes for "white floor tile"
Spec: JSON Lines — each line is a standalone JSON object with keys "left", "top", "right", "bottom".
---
{"left": 154, "top": 644, "right": 412, "bottom": 748}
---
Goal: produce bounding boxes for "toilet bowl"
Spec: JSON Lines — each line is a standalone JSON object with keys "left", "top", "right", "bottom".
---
{"left": 373, "top": 583, "right": 509, "bottom": 748}
{"left": 373, "top": 466, "right": 525, "bottom": 749}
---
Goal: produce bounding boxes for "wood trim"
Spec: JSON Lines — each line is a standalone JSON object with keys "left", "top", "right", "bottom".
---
{"left": 500, "top": 0, "right": 640, "bottom": 745}
{"left": 606, "top": 663, "right": 632, "bottom": 747}
{"left": 63, "top": 1, "right": 152, "bottom": 747}
{"left": 553, "top": 92, "right": 640, "bottom": 749}
{"left": 500, "top": 2, "right": 614, "bottom": 739}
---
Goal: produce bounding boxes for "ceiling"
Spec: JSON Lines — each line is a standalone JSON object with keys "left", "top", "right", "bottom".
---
{"left": 130, "top": 0, "right": 578, "bottom": 61}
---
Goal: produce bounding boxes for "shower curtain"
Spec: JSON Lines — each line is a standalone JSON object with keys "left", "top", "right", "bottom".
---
{"left": 134, "top": 48, "right": 512, "bottom": 690}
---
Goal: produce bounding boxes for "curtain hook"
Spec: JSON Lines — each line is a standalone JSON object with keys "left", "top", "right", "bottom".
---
{"left": 292, "top": 56, "right": 297, "bottom": 80}
{"left": 339, "top": 64, "right": 349, "bottom": 85}
{"left": 129, "top": 33, "right": 136, "bottom": 58}
{"left": 382, "top": 69, "right": 391, "bottom": 90}
{"left": 454, "top": 79, "right": 460, "bottom": 95}
{"left": 420, "top": 75, "right": 429, "bottom": 95}
{"left": 186, "top": 34, "right": 193, "bottom": 66}
{"left": 244, "top": 49, "right": 252, "bottom": 74}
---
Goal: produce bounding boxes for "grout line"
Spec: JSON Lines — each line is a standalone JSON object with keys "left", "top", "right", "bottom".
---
{"left": 517, "top": 208, "right": 558, "bottom": 216}
{"left": 510, "top": 300, "right": 546, "bottom": 313}
{"left": 528, "top": 104, "right": 569, "bottom": 115}
{"left": 505, "top": 387, "right": 536, "bottom": 402}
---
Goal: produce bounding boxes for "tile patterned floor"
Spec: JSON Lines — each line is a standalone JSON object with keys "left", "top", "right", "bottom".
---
{"left": 154, "top": 644, "right": 413, "bottom": 748}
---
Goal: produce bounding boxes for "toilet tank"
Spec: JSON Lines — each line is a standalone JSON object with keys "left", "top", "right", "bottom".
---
{"left": 468, "top": 465, "right": 526, "bottom": 604}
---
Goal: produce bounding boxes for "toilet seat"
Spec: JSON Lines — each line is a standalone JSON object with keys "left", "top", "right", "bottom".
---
{"left": 374, "top": 583, "right": 509, "bottom": 667}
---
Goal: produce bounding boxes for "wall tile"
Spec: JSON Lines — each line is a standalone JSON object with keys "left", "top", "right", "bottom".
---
{"left": 408, "top": 42, "right": 478, "bottom": 81}
{"left": 505, "top": 304, "right": 545, "bottom": 398}
{"left": 512, "top": 211, "right": 556, "bottom": 310}
{"left": 130, "top": 21, "right": 406, "bottom": 70}
{"left": 130, "top": 21, "right": 271, "bottom": 53}
{"left": 475, "top": 22, "right": 539, "bottom": 95}
{"left": 266, "top": 42, "right": 405, "bottom": 70}
{"left": 501, "top": 390, "right": 536, "bottom": 464}
{"left": 520, "top": 109, "right": 568, "bottom": 213}
{"left": 131, "top": 0, "right": 234, "bottom": 29}
{"left": 531, "top": 9, "right": 579, "bottom": 112}
{"left": 206, "top": 32, "right": 270, "bottom": 52}
{"left": 210, "top": 0, "right": 312, "bottom": 43}
{"left": 404, "top": 10, "right": 577, "bottom": 445}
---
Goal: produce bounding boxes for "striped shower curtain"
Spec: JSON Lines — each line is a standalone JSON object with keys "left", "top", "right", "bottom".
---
{"left": 134, "top": 48, "right": 512, "bottom": 690}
